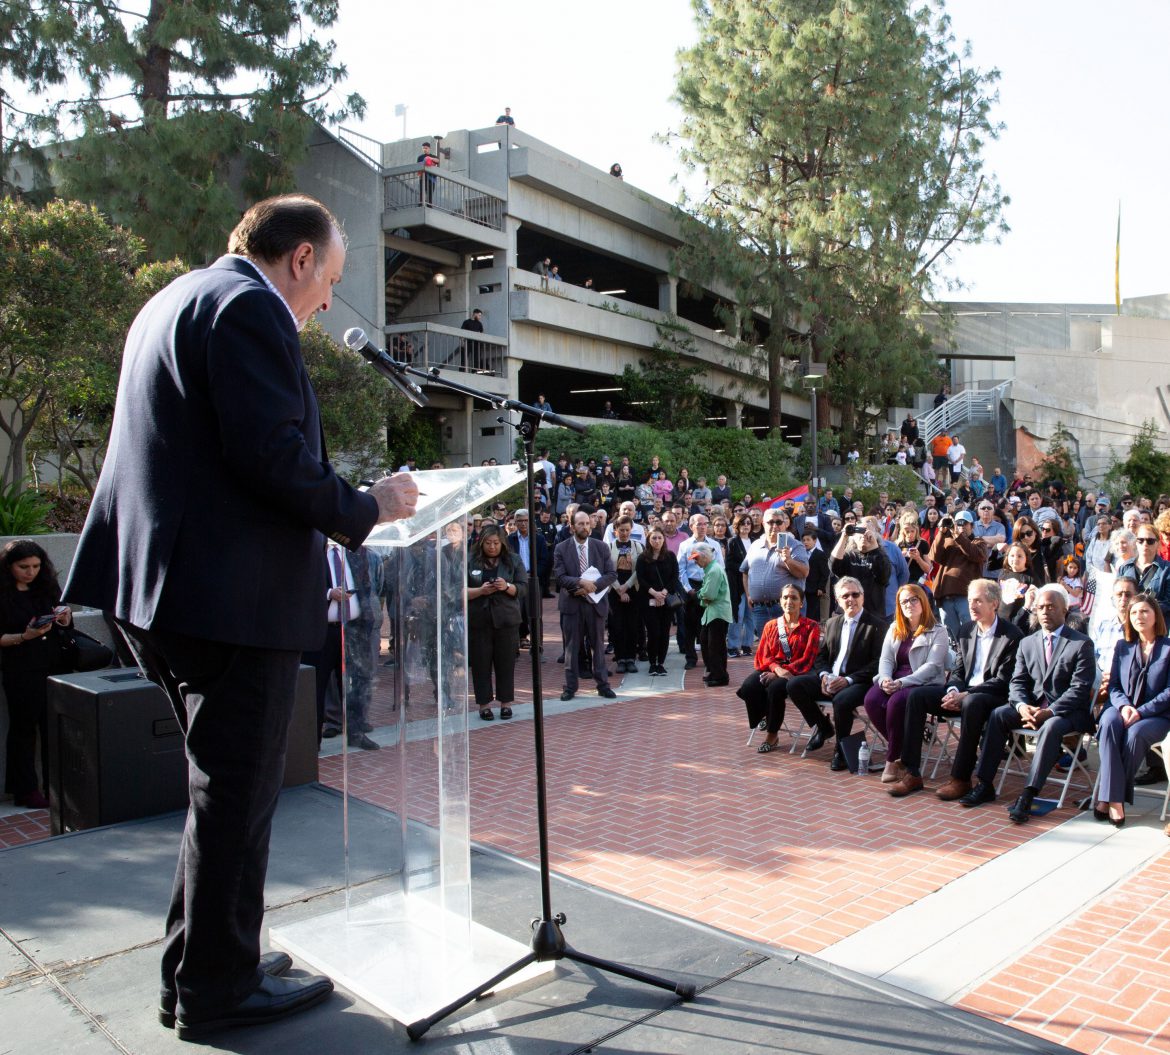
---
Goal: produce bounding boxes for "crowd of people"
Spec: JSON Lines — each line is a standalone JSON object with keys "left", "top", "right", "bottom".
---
{"left": 455, "top": 446, "right": 1170, "bottom": 836}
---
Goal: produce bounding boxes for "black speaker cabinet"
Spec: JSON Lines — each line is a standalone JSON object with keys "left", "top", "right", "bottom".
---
{"left": 47, "top": 665, "right": 319, "bottom": 835}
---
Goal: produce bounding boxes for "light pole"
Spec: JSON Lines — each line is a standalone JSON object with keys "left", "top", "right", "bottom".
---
{"left": 802, "top": 369, "right": 825, "bottom": 499}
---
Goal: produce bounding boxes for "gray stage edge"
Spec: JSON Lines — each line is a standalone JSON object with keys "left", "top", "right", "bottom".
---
{"left": 0, "top": 784, "right": 1070, "bottom": 1054}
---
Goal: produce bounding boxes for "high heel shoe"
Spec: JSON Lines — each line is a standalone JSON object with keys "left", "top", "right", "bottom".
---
{"left": 1092, "top": 803, "right": 1109, "bottom": 822}
{"left": 1109, "top": 811, "right": 1126, "bottom": 828}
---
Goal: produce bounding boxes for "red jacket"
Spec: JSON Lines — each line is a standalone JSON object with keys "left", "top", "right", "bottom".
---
{"left": 755, "top": 616, "right": 820, "bottom": 674}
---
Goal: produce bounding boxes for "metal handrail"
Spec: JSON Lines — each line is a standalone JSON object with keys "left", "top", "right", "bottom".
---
{"left": 919, "top": 379, "right": 1012, "bottom": 445}
{"left": 383, "top": 323, "right": 507, "bottom": 379}
{"left": 384, "top": 166, "right": 506, "bottom": 231}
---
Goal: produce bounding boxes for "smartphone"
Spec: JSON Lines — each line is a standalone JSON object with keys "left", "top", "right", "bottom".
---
{"left": 31, "top": 614, "right": 55, "bottom": 629}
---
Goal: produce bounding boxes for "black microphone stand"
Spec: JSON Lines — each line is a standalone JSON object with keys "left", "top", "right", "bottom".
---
{"left": 378, "top": 359, "right": 696, "bottom": 1040}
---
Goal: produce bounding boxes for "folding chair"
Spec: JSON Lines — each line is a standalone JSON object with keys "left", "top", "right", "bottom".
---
{"left": 745, "top": 700, "right": 807, "bottom": 750}
{"left": 1145, "top": 731, "right": 1170, "bottom": 821}
{"left": 922, "top": 714, "right": 961, "bottom": 779}
{"left": 996, "top": 727, "right": 1096, "bottom": 807}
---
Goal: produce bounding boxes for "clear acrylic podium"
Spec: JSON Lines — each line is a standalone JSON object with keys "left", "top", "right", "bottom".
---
{"left": 270, "top": 465, "right": 551, "bottom": 1025}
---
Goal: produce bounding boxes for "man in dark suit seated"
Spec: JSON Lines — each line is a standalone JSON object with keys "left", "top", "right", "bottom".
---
{"left": 960, "top": 583, "right": 1096, "bottom": 822}
{"left": 889, "top": 579, "right": 1022, "bottom": 798}
{"left": 553, "top": 509, "right": 617, "bottom": 700}
{"left": 786, "top": 576, "right": 887, "bottom": 770}
{"left": 63, "top": 195, "right": 419, "bottom": 1039}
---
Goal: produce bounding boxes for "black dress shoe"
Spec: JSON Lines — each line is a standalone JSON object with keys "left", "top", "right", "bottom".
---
{"left": 806, "top": 723, "right": 833, "bottom": 752}
{"left": 160, "top": 951, "right": 296, "bottom": 1028}
{"left": 347, "top": 734, "right": 381, "bottom": 751}
{"left": 684, "top": 658, "right": 698, "bottom": 669}
{"left": 1008, "top": 789, "right": 1035, "bottom": 824}
{"left": 560, "top": 689, "right": 575, "bottom": 701}
{"left": 174, "top": 971, "right": 333, "bottom": 1039}
{"left": 598, "top": 685, "right": 617, "bottom": 698}
{"left": 830, "top": 751, "right": 847, "bottom": 772}
{"left": 1135, "top": 767, "right": 1167, "bottom": 786}
{"left": 705, "top": 677, "right": 729, "bottom": 686}
{"left": 320, "top": 725, "right": 341, "bottom": 738}
{"left": 499, "top": 706, "right": 513, "bottom": 720}
{"left": 959, "top": 782, "right": 997, "bottom": 808}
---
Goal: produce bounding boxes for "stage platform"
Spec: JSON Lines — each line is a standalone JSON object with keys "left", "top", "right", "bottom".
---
{"left": 0, "top": 784, "right": 1068, "bottom": 1053}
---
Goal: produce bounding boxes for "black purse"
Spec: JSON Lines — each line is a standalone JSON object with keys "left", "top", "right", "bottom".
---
{"left": 56, "top": 625, "right": 115, "bottom": 672}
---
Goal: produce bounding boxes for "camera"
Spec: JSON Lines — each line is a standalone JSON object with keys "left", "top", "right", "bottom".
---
{"left": 845, "top": 524, "right": 862, "bottom": 536}
{"left": 940, "top": 516, "right": 954, "bottom": 529}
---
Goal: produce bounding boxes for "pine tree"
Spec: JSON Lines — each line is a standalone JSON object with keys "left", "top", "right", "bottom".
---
{"left": 1, "top": 0, "right": 363, "bottom": 261}
{"left": 668, "top": 0, "right": 1007, "bottom": 440}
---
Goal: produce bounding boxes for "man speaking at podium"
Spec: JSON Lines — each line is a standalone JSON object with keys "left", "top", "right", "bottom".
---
{"left": 64, "top": 195, "right": 418, "bottom": 1039}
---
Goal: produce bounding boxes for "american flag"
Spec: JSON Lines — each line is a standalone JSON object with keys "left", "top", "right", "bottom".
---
{"left": 1080, "top": 575, "right": 1097, "bottom": 617}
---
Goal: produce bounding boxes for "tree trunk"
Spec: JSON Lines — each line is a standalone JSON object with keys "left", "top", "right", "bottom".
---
{"left": 138, "top": 0, "right": 173, "bottom": 115}
{"left": 767, "top": 343, "right": 783, "bottom": 431}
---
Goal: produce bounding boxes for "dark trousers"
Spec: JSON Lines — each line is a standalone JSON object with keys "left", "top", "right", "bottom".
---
{"left": 561, "top": 601, "right": 609, "bottom": 692}
{"left": 1097, "top": 709, "right": 1170, "bottom": 804}
{"left": 115, "top": 621, "right": 300, "bottom": 1017}
{"left": 737, "top": 670, "right": 791, "bottom": 730}
{"left": 2, "top": 669, "right": 49, "bottom": 796}
{"left": 468, "top": 623, "right": 519, "bottom": 706}
{"left": 608, "top": 594, "right": 639, "bottom": 661}
{"left": 302, "top": 621, "right": 343, "bottom": 739}
{"left": 975, "top": 704, "right": 1082, "bottom": 791}
{"left": 699, "top": 619, "right": 728, "bottom": 683}
{"left": 787, "top": 672, "right": 868, "bottom": 742}
{"left": 679, "top": 589, "right": 702, "bottom": 662}
{"left": 903, "top": 685, "right": 1001, "bottom": 780}
{"left": 643, "top": 604, "right": 673, "bottom": 667}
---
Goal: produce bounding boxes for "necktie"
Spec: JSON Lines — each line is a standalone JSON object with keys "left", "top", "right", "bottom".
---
{"left": 1044, "top": 633, "right": 1053, "bottom": 667}
{"left": 578, "top": 542, "right": 589, "bottom": 575}
{"left": 835, "top": 619, "right": 854, "bottom": 677}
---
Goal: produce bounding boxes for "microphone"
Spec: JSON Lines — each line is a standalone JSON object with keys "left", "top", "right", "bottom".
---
{"left": 343, "top": 328, "right": 428, "bottom": 407}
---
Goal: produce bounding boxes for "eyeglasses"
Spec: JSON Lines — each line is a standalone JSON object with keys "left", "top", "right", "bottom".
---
{"left": 899, "top": 595, "right": 922, "bottom": 606}
{"left": 839, "top": 591, "right": 862, "bottom": 599}
{"left": 765, "top": 519, "right": 784, "bottom": 526}
{"left": 1136, "top": 537, "right": 1158, "bottom": 545}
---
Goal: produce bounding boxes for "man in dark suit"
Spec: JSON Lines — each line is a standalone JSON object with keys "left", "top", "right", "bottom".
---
{"left": 63, "top": 195, "right": 418, "bottom": 1039}
{"left": 508, "top": 508, "right": 548, "bottom": 645}
{"left": 960, "top": 583, "right": 1096, "bottom": 822}
{"left": 553, "top": 509, "right": 617, "bottom": 699}
{"left": 889, "top": 579, "right": 1022, "bottom": 798}
{"left": 786, "top": 576, "right": 887, "bottom": 769}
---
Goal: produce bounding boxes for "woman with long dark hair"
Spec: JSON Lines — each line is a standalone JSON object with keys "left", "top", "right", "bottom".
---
{"left": 636, "top": 526, "right": 680, "bottom": 676}
{"left": 1, "top": 540, "right": 73, "bottom": 809}
{"left": 466, "top": 524, "right": 526, "bottom": 721}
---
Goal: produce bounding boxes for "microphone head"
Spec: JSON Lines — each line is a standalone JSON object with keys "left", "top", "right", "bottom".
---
{"left": 343, "top": 327, "right": 366, "bottom": 351}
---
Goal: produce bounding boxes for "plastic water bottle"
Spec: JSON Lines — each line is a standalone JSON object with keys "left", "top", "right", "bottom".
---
{"left": 857, "top": 740, "right": 871, "bottom": 776}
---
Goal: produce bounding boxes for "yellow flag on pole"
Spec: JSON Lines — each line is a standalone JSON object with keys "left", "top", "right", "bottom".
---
{"left": 1115, "top": 202, "right": 1121, "bottom": 315}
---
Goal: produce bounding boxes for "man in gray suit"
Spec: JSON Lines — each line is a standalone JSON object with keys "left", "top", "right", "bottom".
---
{"left": 960, "top": 584, "right": 1095, "bottom": 823}
{"left": 553, "top": 509, "right": 617, "bottom": 700}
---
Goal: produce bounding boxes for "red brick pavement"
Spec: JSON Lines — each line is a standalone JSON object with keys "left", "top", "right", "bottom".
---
{"left": 0, "top": 808, "right": 50, "bottom": 848}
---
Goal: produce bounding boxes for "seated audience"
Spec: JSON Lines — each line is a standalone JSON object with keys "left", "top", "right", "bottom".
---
{"left": 864, "top": 584, "right": 949, "bottom": 783}
{"left": 740, "top": 584, "right": 821, "bottom": 751}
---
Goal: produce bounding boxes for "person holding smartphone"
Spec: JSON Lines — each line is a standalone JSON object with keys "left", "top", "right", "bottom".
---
{"left": 1, "top": 539, "right": 73, "bottom": 809}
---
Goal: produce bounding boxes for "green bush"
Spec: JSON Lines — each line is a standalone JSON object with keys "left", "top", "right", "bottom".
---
{"left": 526, "top": 424, "right": 802, "bottom": 501}
{"left": 0, "top": 483, "right": 52, "bottom": 535}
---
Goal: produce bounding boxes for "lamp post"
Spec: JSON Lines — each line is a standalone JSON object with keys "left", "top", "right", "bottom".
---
{"left": 802, "top": 369, "right": 825, "bottom": 498}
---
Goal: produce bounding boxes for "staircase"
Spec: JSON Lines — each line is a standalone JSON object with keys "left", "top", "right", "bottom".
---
{"left": 385, "top": 253, "right": 440, "bottom": 321}
{"left": 917, "top": 381, "right": 1012, "bottom": 448}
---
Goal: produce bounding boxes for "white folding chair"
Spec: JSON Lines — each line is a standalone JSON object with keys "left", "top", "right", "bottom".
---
{"left": 922, "top": 715, "right": 961, "bottom": 779}
{"left": 1146, "top": 731, "right": 1170, "bottom": 821}
{"left": 996, "top": 727, "right": 1096, "bottom": 807}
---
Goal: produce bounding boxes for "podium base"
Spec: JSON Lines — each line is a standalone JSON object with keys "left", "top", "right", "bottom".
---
{"left": 270, "top": 892, "right": 553, "bottom": 1027}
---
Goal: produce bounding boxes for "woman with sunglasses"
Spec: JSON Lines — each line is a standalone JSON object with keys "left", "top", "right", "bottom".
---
{"left": 1036, "top": 517, "right": 1068, "bottom": 584}
{"left": 1010, "top": 515, "right": 1049, "bottom": 583}
{"left": 864, "top": 584, "right": 948, "bottom": 782}
{"left": 1116, "top": 526, "right": 1170, "bottom": 620}
{"left": 1095, "top": 592, "right": 1170, "bottom": 826}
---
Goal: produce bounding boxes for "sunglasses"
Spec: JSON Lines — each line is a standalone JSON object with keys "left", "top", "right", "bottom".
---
{"left": 839, "top": 590, "right": 862, "bottom": 599}
{"left": 1136, "top": 537, "right": 1158, "bottom": 544}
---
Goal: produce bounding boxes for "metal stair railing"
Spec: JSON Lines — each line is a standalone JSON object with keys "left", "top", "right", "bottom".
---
{"left": 919, "top": 380, "right": 1012, "bottom": 445}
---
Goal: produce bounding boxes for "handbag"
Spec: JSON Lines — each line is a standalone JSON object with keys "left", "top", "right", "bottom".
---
{"left": 57, "top": 626, "right": 115, "bottom": 672}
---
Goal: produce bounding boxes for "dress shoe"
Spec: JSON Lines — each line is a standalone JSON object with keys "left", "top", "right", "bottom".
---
{"left": 705, "top": 677, "right": 729, "bottom": 687}
{"left": 15, "top": 789, "right": 49, "bottom": 809}
{"left": 888, "top": 774, "right": 924, "bottom": 798}
{"left": 935, "top": 777, "right": 971, "bottom": 801}
{"left": 684, "top": 658, "right": 698, "bottom": 669}
{"left": 347, "top": 734, "right": 380, "bottom": 751}
{"left": 320, "top": 725, "right": 341, "bottom": 738}
{"left": 598, "top": 685, "right": 617, "bottom": 698}
{"left": 959, "top": 782, "right": 997, "bottom": 808}
{"left": 1007, "top": 789, "right": 1035, "bottom": 824}
{"left": 556, "top": 652, "right": 565, "bottom": 664}
{"left": 1135, "top": 766, "right": 1167, "bottom": 786}
{"left": 479, "top": 707, "right": 495, "bottom": 720}
{"left": 881, "top": 761, "right": 906, "bottom": 784}
{"left": 830, "top": 751, "right": 847, "bottom": 772}
{"left": 173, "top": 971, "right": 334, "bottom": 1039}
{"left": 806, "top": 723, "right": 833, "bottom": 752}
{"left": 160, "top": 951, "right": 294, "bottom": 1028}
{"left": 559, "top": 689, "right": 575, "bottom": 701}
{"left": 637, "top": 651, "right": 649, "bottom": 662}
{"left": 499, "top": 706, "right": 513, "bottom": 720}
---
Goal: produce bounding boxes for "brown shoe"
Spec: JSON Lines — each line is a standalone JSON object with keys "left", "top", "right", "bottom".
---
{"left": 936, "top": 777, "right": 972, "bottom": 801}
{"left": 888, "top": 774, "right": 925, "bottom": 797}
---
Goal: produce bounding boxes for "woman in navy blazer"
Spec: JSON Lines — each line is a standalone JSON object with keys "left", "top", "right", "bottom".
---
{"left": 1097, "top": 592, "right": 1170, "bottom": 825}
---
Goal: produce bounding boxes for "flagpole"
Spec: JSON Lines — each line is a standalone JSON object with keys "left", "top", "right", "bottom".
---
{"left": 1115, "top": 201, "right": 1121, "bottom": 315}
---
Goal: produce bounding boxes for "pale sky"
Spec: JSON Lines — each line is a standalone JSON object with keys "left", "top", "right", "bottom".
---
{"left": 331, "top": 0, "right": 1170, "bottom": 305}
